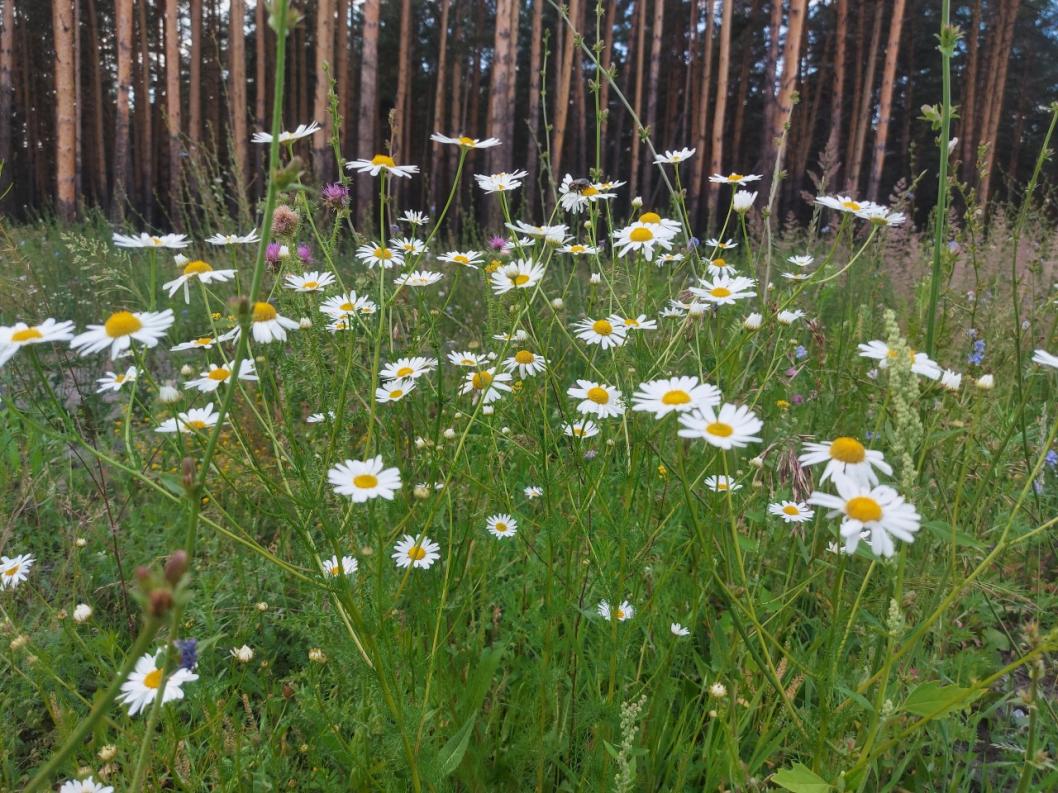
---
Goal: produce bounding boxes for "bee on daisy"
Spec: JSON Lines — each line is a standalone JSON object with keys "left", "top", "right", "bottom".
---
{"left": 328, "top": 457, "right": 402, "bottom": 502}
{"left": 184, "top": 361, "right": 258, "bottom": 393}
{"left": 71, "top": 309, "right": 174, "bottom": 359}
{"left": 392, "top": 534, "right": 441, "bottom": 569}
{"left": 0, "top": 319, "right": 76, "bottom": 367}
{"left": 486, "top": 513, "right": 518, "bottom": 539}
{"left": 284, "top": 271, "right": 336, "bottom": 292}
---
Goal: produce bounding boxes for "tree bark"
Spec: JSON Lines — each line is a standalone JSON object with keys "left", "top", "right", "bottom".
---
{"left": 313, "top": 0, "right": 335, "bottom": 179}
{"left": 866, "top": 0, "right": 906, "bottom": 202}
{"left": 641, "top": 0, "right": 664, "bottom": 195}
{"left": 960, "top": 0, "right": 981, "bottom": 179}
{"left": 114, "top": 0, "right": 133, "bottom": 217}
{"left": 335, "top": 0, "right": 350, "bottom": 146}
{"left": 823, "top": 0, "right": 847, "bottom": 184}
{"left": 628, "top": 0, "right": 646, "bottom": 198}
{"left": 551, "top": 0, "right": 582, "bottom": 180}
{"left": 760, "top": 0, "right": 782, "bottom": 162}
{"left": 430, "top": 0, "right": 452, "bottom": 208}
{"left": 707, "top": 0, "right": 733, "bottom": 222}
{"left": 229, "top": 0, "right": 248, "bottom": 187}
{"left": 356, "top": 0, "right": 380, "bottom": 215}
{"left": 597, "top": 0, "right": 617, "bottom": 165}
{"left": 525, "top": 0, "right": 542, "bottom": 203}
{"left": 766, "top": 0, "right": 808, "bottom": 178}
{"left": 392, "top": 0, "right": 412, "bottom": 165}
{"left": 978, "top": 0, "right": 1021, "bottom": 207}
{"left": 255, "top": 0, "right": 268, "bottom": 185}
{"left": 846, "top": 2, "right": 882, "bottom": 195}
{"left": 164, "top": 0, "right": 182, "bottom": 219}
{"left": 690, "top": 0, "right": 715, "bottom": 224}
{"left": 730, "top": 0, "right": 763, "bottom": 167}
{"left": 136, "top": 0, "right": 152, "bottom": 218}
{"left": 188, "top": 0, "right": 201, "bottom": 147}
{"left": 53, "top": 0, "right": 77, "bottom": 221}
{"left": 85, "top": 0, "right": 107, "bottom": 205}
{"left": 0, "top": 0, "right": 15, "bottom": 207}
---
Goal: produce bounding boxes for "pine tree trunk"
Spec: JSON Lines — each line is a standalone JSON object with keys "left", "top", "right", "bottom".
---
{"left": 760, "top": 0, "right": 782, "bottom": 162}
{"left": 188, "top": 0, "right": 201, "bottom": 147}
{"left": 978, "top": 0, "right": 1021, "bottom": 207}
{"left": 313, "top": 0, "right": 335, "bottom": 180}
{"left": 525, "top": 0, "right": 542, "bottom": 204}
{"left": 866, "top": 0, "right": 906, "bottom": 202}
{"left": 164, "top": 0, "right": 182, "bottom": 219}
{"left": 393, "top": 0, "right": 412, "bottom": 164}
{"left": 85, "top": 0, "right": 107, "bottom": 206}
{"left": 53, "top": 0, "right": 77, "bottom": 220}
{"left": 628, "top": 0, "right": 646, "bottom": 198}
{"left": 136, "top": 0, "right": 152, "bottom": 218}
{"left": 707, "top": 0, "right": 733, "bottom": 222}
{"left": 689, "top": 0, "right": 715, "bottom": 224}
{"left": 356, "top": 0, "right": 380, "bottom": 216}
{"left": 641, "top": 0, "right": 664, "bottom": 195}
{"left": 597, "top": 0, "right": 617, "bottom": 162}
{"left": 766, "top": 0, "right": 808, "bottom": 179}
{"left": 114, "top": 0, "right": 132, "bottom": 217}
{"left": 230, "top": 0, "right": 248, "bottom": 187}
{"left": 960, "top": 0, "right": 981, "bottom": 179}
{"left": 255, "top": 0, "right": 268, "bottom": 186}
{"left": 730, "top": 0, "right": 763, "bottom": 167}
{"left": 0, "top": 0, "right": 16, "bottom": 208}
{"left": 551, "top": 0, "right": 581, "bottom": 180}
{"left": 335, "top": 0, "right": 350, "bottom": 146}
{"left": 823, "top": 0, "right": 847, "bottom": 184}
{"left": 846, "top": 2, "right": 882, "bottom": 196}
{"left": 431, "top": 0, "right": 452, "bottom": 208}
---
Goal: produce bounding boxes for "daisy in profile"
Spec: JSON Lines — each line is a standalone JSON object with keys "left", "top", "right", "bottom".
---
{"left": 704, "top": 238, "right": 737, "bottom": 250}
{"left": 59, "top": 777, "right": 114, "bottom": 793}
{"left": 328, "top": 456, "right": 402, "bottom": 502}
{"left": 392, "top": 534, "right": 441, "bottom": 569}
{"left": 400, "top": 210, "right": 430, "bottom": 226}
{"left": 769, "top": 501, "right": 815, "bottom": 524}
{"left": 460, "top": 367, "right": 513, "bottom": 404}
{"left": 321, "top": 291, "right": 375, "bottom": 319}
{"left": 251, "top": 121, "right": 321, "bottom": 144}
{"left": 490, "top": 259, "right": 546, "bottom": 295}
{"left": 430, "top": 132, "right": 501, "bottom": 149}
{"left": 112, "top": 231, "right": 189, "bottom": 249}
{"left": 486, "top": 513, "right": 518, "bottom": 539}
{"left": 504, "top": 349, "right": 547, "bottom": 378}
{"left": 162, "top": 260, "right": 237, "bottom": 303}
{"left": 346, "top": 154, "right": 419, "bottom": 178}
{"left": 448, "top": 350, "right": 489, "bottom": 367}
{"left": 170, "top": 336, "right": 218, "bottom": 352}
{"left": 475, "top": 170, "right": 529, "bottom": 193}
{"left": 690, "top": 275, "right": 757, "bottom": 306}
{"left": 205, "top": 230, "right": 260, "bottom": 246}
{"left": 777, "top": 309, "right": 805, "bottom": 325}
{"left": 248, "top": 302, "right": 299, "bottom": 343}
{"left": 654, "top": 147, "right": 695, "bottom": 165}
{"left": 788, "top": 255, "right": 815, "bottom": 268}
{"left": 708, "top": 172, "right": 762, "bottom": 186}
{"left": 117, "top": 649, "right": 199, "bottom": 716}
{"left": 670, "top": 623, "right": 690, "bottom": 637}
{"left": 678, "top": 403, "right": 762, "bottom": 449}
{"left": 493, "top": 329, "right": 528, "bottom": 343}
{"left": 375, "top": 378, "right": 416, "bottom": 403}
{"left": 0, "top": 553, "right": 34, "bottom": 589}
{"left": 306, "top": 410, "right": 335, "bottom": 423}
{"left": 284, "top": 271, "right": 336, "bottom": 292}
{"left": 380, "top": 356, "right": 437, "bottom": 382}
{"left": 799, "top": 437, "right": 893, "bottom": 487}
{"left": 567, "top": 380, "right": 625, "bottom": 419}
{"left": 704, "top": 474, "right": 741, "bottom": 493}
{"left": 71, "top": 309, "right": 174, "bottom": 359}
{"left": 742, "top": 313, "right": 763, "bottom": 330}
{"left": 815, "top": 194, "right": 878, "bottom": 214}
{"left": 632, "top": 376, "right": 721, "bottom": 418}
{"left": 356, "top": 242, "right": 403, "bottom": 269}
{"left": 809, "top": 474, "right": 921, "bottom": 557}
{"left": 438, "top": 250, "right": 485, "bottom": 269}
{"left": 524, "top": 485, "right": 544, "bottom": 499}
{"left": 572, "top": 316, "right": 627, "bottom": 350}
{"left": 940, "top": 369, "right": 962, "bottom": 391}
{"left": 782, "top": 271, "right": 812, "bottom": 282}
{"left": 558, "top": 242, "right": 600, "bottom": 256}
{"left": 612, "top": 221, "right": 676, "bottom": 261}
{"left": 597, "top": 600, "right": 634, "bottom": 622}
{"left": 322, "top": 555, "right": 358, "bottom": 577}
{"left": 505, "top": 221, "right": 570, "bottom": 245}
{"left": 855, "top": 205, "right": 906, "bottom": 226}
{"left": 654, "top": 252, "right": 685, "bottom": 267}
{"left": 96, "top": 366, "right": 137, "bottom": 393}
{"left": 857, "top": 340, "right": 941, "bottom": 380}
{"left": 1032, "top": 349, "right": 1058, "bottom": 369}
{"left": 394, "top": 270, "right": 444, "bottom": 287}
{"left": 0, "top": 319, "right": 76, "bottom": 367}
{"left": 732, "top": 190, "right": 757, "bottom": 212}
{"left": 704, "top": 257, "right": 738, "bottom": 277}
{"left": 185, "top": 361, "right": 257, "bottom": 393}
{"left": 155, "top": 403, "right": 223, "bottom": 434}
{"left": 563, "top": 419, "right": 600, "bottom": 438}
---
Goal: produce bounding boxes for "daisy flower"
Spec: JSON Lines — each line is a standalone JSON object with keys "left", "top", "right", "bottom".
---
{"left": 460, "top": 367, "right": 513, "bottom": 404}
{"left": 0, "top": 553, "right": 34, "bottom": 589}
{"left": 184, "top": 361, "right": 257, "bottom": 392}
{"left": 251, "top": 121, "right": 321, "bottom": 144}
{"left": 394, "top": 270, "right": 444, "bottom": 287}
{"left": 940, "top": 369, "right": 962, "bottom": 391}
{"left": 430, "top": 132, "right": 501, "bottom": 149}
{"left": 704, "top": 238, "right": 738, "bottom": 250}
{"left": 375, "top": 378, "right": 416, "bottom": 403}
{"left": 563, "top": 419, "right": 600, "bottom": 438}
{"left": 678, "top": 403, "right": 762, "bottom": 449}
{"left": 328, "top": 456, "right": 402, "bottom": 502}
{"left": 559, "top": 242, "right": 600, "bottom": 256}
{"left": 809, "top": 474, "right": 921, "bottom": 557}
{"left": 855, "top": 205, "right": 906, "bottom": 226}
{"left": 612, "top": 221, "right": 676, "bottom": 261}
{"left": 690, "top": 275, "right": 757, "bottom": 306}
{"left": 732, "top": 190, "right": 757, "bottom": 212}
{"left": 709, "top": 172, "right": 762, "bottom": 186}
{"left": 117, "top": 649, "right": 199, "bottom": 716}
{"left": 493, "top": 329, "right": 528, "bottom": 343}
{"left": 248, "top": 302, "right": 299, "bottom": 343}
{"left": 857, "top": 340, "right": 941, "bottom": 380}
{"left": 155, "top": 402, "right": 223, "bottom": 433}
{"left": 619, "top": 314, "right": 657, "bottom": 331}
{"left": 1032, "top": 349, "right": 1058, "bottom": 369}
{"left": 162, "top": 260, "right": 237, "bottom": 303}
{"left": 654, "top": 147, "right": 695, "bottom": 164}
{"left": 380, "top": 356, "right": 437, "bottom": 382}
{"left": 356, "top": 242, "right": 403, "bottom": 269}
{"left": 670, "top": 623, "right": 691, "bottom": 637}
{"left": 346, "top": 154, "right": 419, "bottom": 178}
{"left": 782, "top": 271, "right": 812, "bottom": 281}
{"left": 322, "top": 555, "right": 358, "bottom": 577}
{"left": 306, "top": 411, "right": 335, "bottom": 423}
{"left": 284, "top": 271, "right": 336, "bottom": 292}
{"left": 490, "top": 259, "right": 546, "bottom": 295}
{"left": 321, "top": 291, "right": 376, "bottom": 319}
{"left": 0, "top": 319, "right": 76, "bottom": 367}
{"left": 704, "top": 257, "right": 738, "bottom": 277}
{"left": 777, "top": 309, "right": 805, "bottom": 325}
{"left": 112, "top": 231, "right": 189, "bottom": 249}
{"left": 788, "top": 255, "right": 815, "bottom": 267}
{"left": 205, "top": 230, "right": 260, "bottom": 246}
{"left": 704, "top": 474, "right": 741, "bottom": 493}
{"left": 504, "top": 349, "right": 547, "bottom": 378}
{"left": 71, "top": 309, "right": 174, "bottom": 359}
{"left": 448, "top": 350, "right": 488, "bottom": 367}
{"left": 486, "top": 513, "right": 518, "bottom": 539}
{"left": 438, "top": 250, "right": 485, "bottom": 269}
{"left": 475, "top": 170, "right": 529, "bottom": 193}
{"left": 171, "top": 336, "right": 218, "bottom": 352}
{"left": 524, "top": 485, "right": 544, "bottom": 499}
{"left": 392, "top": 534, "right": 441, "bottom": 569}
{"left": 654, "top": 252, "right": 685, "bottom": 267}
{"left": 567, "top": 380, "right": 625, "bottom": 419}
{"left": 768, "top": 501, "right": 815, "bottom": 524}
{"left": 798, "top": 437, "right": 893, "bottom": 487}
{"left": 632, "top": 376, "right": 721, "bottom": 418}
{"left": 597, "top": 600, "right": 634, "bottom": 621}
{"left": 390, "top": 236, "right": 427, "bottom": 256}
{"left": 572, "top": 316, "right": 627, "bottom": 350}
{"left": 815, "top": 194, "right": 878, "bottom": 214}
{"left": 505, "top": 220, "right": 570, "bottom": 245}
{"left": 400, "top": 210, "right": 430, "bottom": 226}
{"left": 59, "top": 777, "right": 114, "bottom": 793}
{"left": 96, "top": 366, "right": 137, "bottom": 393}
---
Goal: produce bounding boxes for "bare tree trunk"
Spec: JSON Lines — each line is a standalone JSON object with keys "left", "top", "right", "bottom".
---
{"left": 0, "top": 0, "right": 15, "bottom": 207}
{"left": 136, "top": 0, "right": 152, "bottom": 218}
{"left": 824, "top": 0, "right": 847, "bottom": 184}
{"left": 628, "top": 0, "right": 646, "bottom": 198}
{"left": 164, "top": 0, "right": 182, "bottom": 219}
{"left": 114, "top": 0, "right": 132, "bottom": 217}
{"left": 960, "top": 0, "right": 981, "bottom": 179}
{"left": 525, "top": 0, "right": 542, "bottom": 204}
{"left": 430, "top": 0, "right": 452, "bottom": 208}
{"left": 229, "top": 0, "right": 248, "bottom": 186}
{"left": 335, "top": 0, "right": 350, "bottom": 146}
{"left": 312, "top": 0, "right": 335, "bottom": 180}
{"left": 978, "top": 0, "right": 1021, "bottom": 207}
{"left": 641, "top": 0, "right": 664, "bottom": 195}
{"left": 187, "top": 0, "right": 201, "bottom": 148}
{"left": 760, "top": 0, "right": 782, "bottom": 162}
{"left": 866, "top": 0, "right": 906, "bottom": 202}
{"left": 846, "top": 2, "right": 882, "bottom": 195}
{"left": 597, "top": 0, "right": 617, "bottom": 163}
{"left": 255, "top": 0, "right": 267, "bottom": 185}
{"left": 766, "top": 0, "right": 808, "bottom": 179}
{"left": 53, "top": 0, "right": 76, "bottom": 220}
{"left": 392, "top": 0, "right": 411, "bottom": 165}
{"left": 730, "top": 0, "right": 763, "bottom": 167}
{"left": 681, "top": 0, "right": 698, "bottom": 150}
{"left": 690, "top": 0, "right": 715, "bottom": 224}
{"left": 356, "top": 0, "right": 380, "bottom": 215}
{"left": 551, "top": 0, "right": 581, "bottom": 180}
{"left": 707, "top": 0, "right": 733, "bottom": 223}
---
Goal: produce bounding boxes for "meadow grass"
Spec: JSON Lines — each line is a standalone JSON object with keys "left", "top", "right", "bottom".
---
{"left": 2, "top": 5, "right": 1058, "bottom": 792}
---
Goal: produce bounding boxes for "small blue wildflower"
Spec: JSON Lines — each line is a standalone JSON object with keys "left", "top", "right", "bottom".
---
{"left": 1045, "top": 450, "right": 1058, "bottom": 469}
{"left": 795, "top": 345, "right": 808, "bottom": 360}
{"left": 174, "top": 638, "right": 198, "bottom": 670}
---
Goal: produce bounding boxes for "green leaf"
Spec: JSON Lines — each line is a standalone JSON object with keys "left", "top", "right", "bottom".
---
{"left": 436, "top": 712, "right": 477, "bottom": 778}
{"left": 436, "top": 643, "right": 506, "bottom": 777}
{"left": 901, "top": 682, "right": 979, "bottom": 719}
{"left": 771, "top": 763, "right": 831, "bottom": 793}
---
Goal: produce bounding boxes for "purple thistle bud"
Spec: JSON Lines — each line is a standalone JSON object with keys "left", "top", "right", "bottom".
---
{"left": 265, "top": 242, "right": 282, "bottom": 265}
{"left": 321, "top": 182, "right": 350, "bottom": 210}
{"left": 297, "top": 243, "right": 314, "bottom": 264}
{"left": 488, "top": 235, "right": 508, "bottom": 251}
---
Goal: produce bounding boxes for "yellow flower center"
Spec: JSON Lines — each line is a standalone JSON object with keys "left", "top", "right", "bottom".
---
{"left": 716, "top": 482, "right": 730, "bottom": 491}
{"left": 330, "top": 566, "right": 342, "bottom": 576}
{"left": 710, "top": 287, "right": 732, "bottom": 298}
{"left": 11, "top": 327, "right": 43, "bottom": 342}
{"left": 183, "top": 260, "right": 213, "bottom": 275}
{"left": 727, "top": 173, "right": 744, "bottom": 182}
{"left": 829, "top": 436, "right": 866, "bottom": 464}
{"left": 712, "top": 258, "right": 727, "bottom": 268}
{"left": 592, "top": 319, "right": 613, "bottom": 335}
{"left": 453, "top": 254, "right": 469, "bottom": 264}
{"left": 614, "top": 609, "right": 625, "bottom": 620}
{"left": 302, "top": 280, "right": 319, "bottom": 289}
{"left": 187, "top": 419, "right": 208, "bottom": 430}
{"left": 841, "top": 200, "right": 862, "bottom": 211}
{"left": 514, "top": 350, "right": 535, "bottom": 365}
{"left": 114, "top": 374, "right": 126, "bottom": 383}
{"left": 396, "top": 366, "right": 414, "bottom": 377}
{"left": 388, "top": 389, "right": 404, "bottom": 399}
{"left": 195, "top": 338, "right": 212, "bottom": 347}
{"left": 143, "top": 668, "right": 163, "bottom": 689}
{"left": 512, "top": 273, "right": 531, "bottom": 286}
{"left": 582, "top": 186, "right": 598, "bottom": 196}
{"left": 371, "top": 154, "right": 396, "bottom": 167}
{"left": 624, "top": 318, "right": 639, "bottom": 327}
{"left": 846, "top": 496, "right": 882, "bottom": 523}
{"left": 572, "top": 426, "right": 587, "bottom": 437}
{"left": 587, "top": 386, "right": 610, "bottom": 404}
{"left": 373, "top": 247, "right": 394, "bottom": 260}
{"left": 104, "top": 311, "right": 143, "bottom": 338}
{"left": 629, "top": 227, "right": 654, "bottom": 242}
{"left": 460, "top": 357, "right": 476, "bottom": 365}
{"left": 150, "top": 237, "right": 162, "bottom": 245}
{"left": 661, "top": 389, "right": 691, "bottom": 405}
{"left": 639, "top": 212, "right": 661, "bottom": 224}
{"left": 252, "top": 302, "right": 278, "bottom": 322}
{"left": 706, "top": 422, "right": 733, "bottom": 437}
{"left": 458, "top": 136, "right": 476, "bottom": 146}
{"left": 783, "top": 504, "right": 800, "bottom": 516}
{"left": 353, "top": 474, "right": 378, "bottom": 489}
{"left": 207, "top": 368, "right": 230, "bottom": 381}
{"left": 4, "top": 564, "right": 20, "bottom": 576}
{"left": 339, "top": 302, "right": 355, "bottom": 312}
{"left": 472, "top": 371, "right": 493, "bottom": 389}
{"left": 494, "top": 522, "right": 508, "bottom": 533}
{"left": 570, "top": 245, "right": 586, "bottom": 253}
